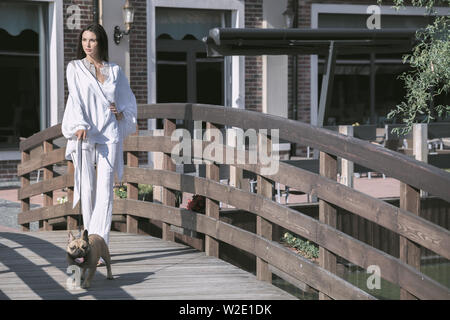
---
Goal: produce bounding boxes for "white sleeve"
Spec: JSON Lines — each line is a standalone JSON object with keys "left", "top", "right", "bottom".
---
{"left": 115, "top": 66, "right": 137, "bottom": 139}
{"left": 61, "top": 61, "right": 91, "bottom": 139}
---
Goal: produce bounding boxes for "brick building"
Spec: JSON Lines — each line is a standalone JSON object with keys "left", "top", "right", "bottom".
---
{"left": 0, "top": 0, "right": 448, "bottom": 181}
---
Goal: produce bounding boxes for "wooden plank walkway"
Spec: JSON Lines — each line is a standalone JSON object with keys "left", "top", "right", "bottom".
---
{"left": 0, "top": 231, "right": 297, "bottom": 300}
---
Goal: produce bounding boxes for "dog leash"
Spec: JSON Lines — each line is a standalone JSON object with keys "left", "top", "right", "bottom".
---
{"left": 77, "top": 138, "right": 83, "bottom": 238}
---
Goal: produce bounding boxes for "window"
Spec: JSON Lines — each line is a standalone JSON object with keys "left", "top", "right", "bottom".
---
{"left": 155, "top": 7, "right": 229, "bottom": 129}
{"left": 0, "top": 2, "right": 48, "bottom": 149}
{"left": 156, "top": 7, "right": 224, "bottom": 41}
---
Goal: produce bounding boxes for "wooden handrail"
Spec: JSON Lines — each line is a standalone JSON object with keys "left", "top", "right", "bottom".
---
{"left": 120, "top": 135, "right": 449, "bottom": 259}
{"left": 19, "top": 124, "right": 62, "bottom": 152}
{"left": 17, "top": 174, "right": 73, "bottom": 200}
{"left": 137, "top": 103, "right": 450, "bottom": 203}
{"left": 16, "top": 103, "right": 450, "bottom": 300}
{"left": 17, "top": 148, "right": 66, "bottom": 176}
{"left": 122, "top": 167, "right": 448, "bottom": 299}
{"left": 18, "top": 202, "right": 77, "bottom": 225}
{"left": 17, "top": 158, "right": 449, "bottom": 297}
{"left": 19, "top": 105, "right": 450, "bottom": 202}
{"left": 113, "top": 198, "right": 375, "bottom": 300}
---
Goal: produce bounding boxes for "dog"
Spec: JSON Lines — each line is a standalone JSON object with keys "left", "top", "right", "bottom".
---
{"left": 66, "top": 229, "right": 113, "bottom": 288}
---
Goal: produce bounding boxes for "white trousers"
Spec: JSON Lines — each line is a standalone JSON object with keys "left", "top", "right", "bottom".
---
{"left": 79, "top": 142, "right": 117, "bottom": 246}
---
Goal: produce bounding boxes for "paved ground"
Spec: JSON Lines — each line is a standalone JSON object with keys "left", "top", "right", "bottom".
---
{"left": 0, "top": 198, "right": 40, "bottom": 232}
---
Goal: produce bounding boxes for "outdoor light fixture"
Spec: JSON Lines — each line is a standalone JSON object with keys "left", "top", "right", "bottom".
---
{"left": 114, "top": 0, "right": 135, "bottom": 45}
{"left": 282, "top": 6, "right": 295, "bottom": 29}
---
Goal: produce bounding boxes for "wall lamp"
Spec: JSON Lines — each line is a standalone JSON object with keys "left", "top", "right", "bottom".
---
{"left": 114, "top": 0, "right": 135, "bottom": 45}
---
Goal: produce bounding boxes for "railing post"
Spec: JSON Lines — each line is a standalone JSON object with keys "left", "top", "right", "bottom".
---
{"left": 399, "top": 182, "right": 421, "bottom": 299}
{"left": 127, "top": 151, "right": 139, "bottom": 234}
{"left": 338, "top": 125, "right": 354, "bottom": 188}
{"left": 152, "top": 128, "right": 164, "bottom": 206}
{"left": 126, "top": 124, "right": 140, "bottom": 233}
{"left": 413, "top": 123, "right": 428, "bottom": 197}
{"left": 227, "top": 128, "right": 244, "bottom": 191}
{"left": 42, "top": 140, "right": 53, "bottom": 231}
{"left": 256, "top": 132, "right": 273, "bottom": 283}
{"left": 338, "top": 125, "right": 360, "bottom": 252}
{"left": 162, "top": 118, "right": 176, "bottom": 241}
{"left": 319, "top": 151, "right": 338, "bottom": 300}
{"left": 205, "top": 122, "right": 220, "bottom": 257}
{"left": 20, "top": 150, "right": 30, "bottom": 231}
{"left": 399, "top": 124, "right": 424, "bottom": 299}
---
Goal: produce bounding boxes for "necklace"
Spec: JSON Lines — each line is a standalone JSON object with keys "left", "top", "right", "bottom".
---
{"left": 85, "top": 56, "right": 103, "bottom": 69}
{"left": 82, "top": 57, "right": 109, "bottom": 84}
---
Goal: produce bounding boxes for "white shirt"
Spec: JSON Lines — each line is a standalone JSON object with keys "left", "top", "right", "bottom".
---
{"left": 82, "top": 57, "right": 110, "bottom": 83}
{"left": 62, "top": 59, "right": 137, "bottom": 208}
{"left": 62, "top": 59, "right": 136, "bottom": 144}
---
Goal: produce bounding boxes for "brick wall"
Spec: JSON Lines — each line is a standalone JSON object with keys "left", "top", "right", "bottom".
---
{"left": 129, "top": 0, "right": 148, "bottom": 165}
{"left": 245, "top": 0, "right": 264, "bottom": 113}
{"left": 129, "top": 0, "right": 147, "bottom": 106}
{"left": 0, "top": 160, "right": 20, "bottom": 182}
{"left": 63, "top": 0, "right": 95, "bottom": 104}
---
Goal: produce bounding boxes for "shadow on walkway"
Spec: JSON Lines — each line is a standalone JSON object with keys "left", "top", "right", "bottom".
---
{"left": 0, "top": 232, "right": 197, "bottom": 300}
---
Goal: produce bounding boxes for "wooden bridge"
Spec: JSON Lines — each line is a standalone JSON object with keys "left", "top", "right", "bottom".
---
{"left": 3, "top": 103, "right": 450, "bottom": 300}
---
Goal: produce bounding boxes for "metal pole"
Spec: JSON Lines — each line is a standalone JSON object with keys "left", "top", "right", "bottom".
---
{"left": 292, "top": 0, "right": 298, "bottom": 122}
{"left": 290, "top": 0, "right": 299, "bottom": 157}
{"left": 317, "top": 41, "right": 336, "bottom": 128}
{"left": 370, "top": 53, "right": 376, "bottom": 124}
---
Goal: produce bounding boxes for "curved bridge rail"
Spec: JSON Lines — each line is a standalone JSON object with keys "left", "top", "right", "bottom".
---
{"left": 17, "top": 103, "right": 450, "bottom": 300}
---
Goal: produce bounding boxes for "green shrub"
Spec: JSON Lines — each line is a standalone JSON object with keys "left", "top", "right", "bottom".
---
{"left": 114, "top": 184, "right": 182, "bottom": 206}
{"left": 115, "top": 185, "right": 128, "bottom": 199}
{"left": 114, "top": 184, "right": 153, "bottom": 202}
{"left": 138, "top": 184, "right": 153, "bottom": 201}
{"left": 282, "top": 232, "right": 319, "bottom": 260}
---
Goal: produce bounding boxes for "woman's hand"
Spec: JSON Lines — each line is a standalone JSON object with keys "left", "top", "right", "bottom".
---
{"left": 109, "top": 103, "right": 124, "bottom": 120}
{"left": 75, "top": 129, "right": 87, "bottom": 140}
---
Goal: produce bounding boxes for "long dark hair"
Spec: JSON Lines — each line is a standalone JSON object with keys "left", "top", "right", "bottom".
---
{"left": 76, "top": 24, "right": 109, "bottom": 61}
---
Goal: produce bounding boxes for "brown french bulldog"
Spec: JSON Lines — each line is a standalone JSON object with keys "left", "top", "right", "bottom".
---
{"left": 67, "top": 230, "right": 113, "bottom": 289}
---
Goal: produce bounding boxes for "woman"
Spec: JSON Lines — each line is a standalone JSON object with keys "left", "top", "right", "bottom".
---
{"left": 62, "top": 24, "right": 137, "bottom": 257}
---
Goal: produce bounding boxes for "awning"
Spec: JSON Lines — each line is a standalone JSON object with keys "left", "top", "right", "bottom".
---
{"left": 203, "top": 27, "right": 418, "bottom": 128}
{"left": 203, "top": 27, "right": 417, "bottom": 57}
{"left": 0, "top": 2, "right": 39, "bottom": 36}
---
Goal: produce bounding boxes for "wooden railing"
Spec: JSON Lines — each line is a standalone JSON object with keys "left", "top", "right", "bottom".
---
{"left": 17, "top": 103, "right": 450, "bottom": 300}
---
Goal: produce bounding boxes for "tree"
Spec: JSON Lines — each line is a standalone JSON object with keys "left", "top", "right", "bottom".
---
{"left": 378, "top": 0, "right": 450, "bottom": 134}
